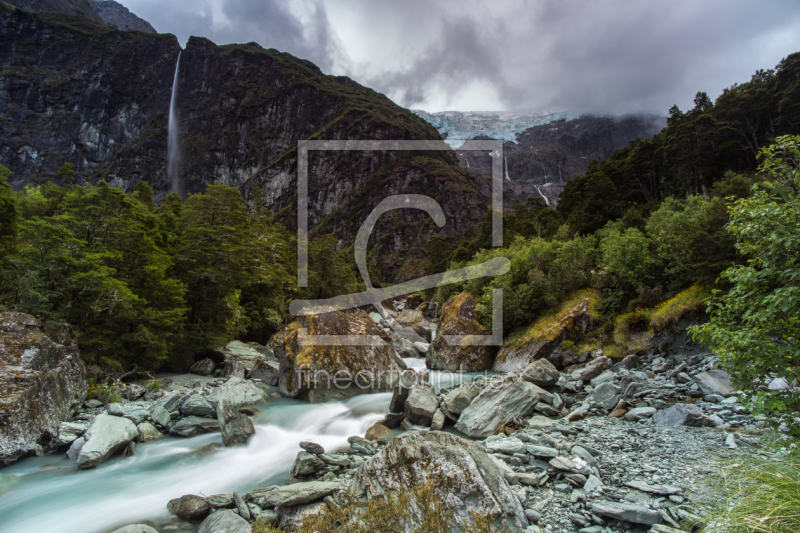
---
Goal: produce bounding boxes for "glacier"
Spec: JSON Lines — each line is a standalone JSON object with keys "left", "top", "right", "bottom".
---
{"left": 412, "top": 109, "right": 583, "bottom": 148}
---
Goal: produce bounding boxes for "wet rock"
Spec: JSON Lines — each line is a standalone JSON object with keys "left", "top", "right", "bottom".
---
{"left": 299, "top": 441, "right": 325, "bottom": 454}
{"left": 404, "top": 382, "right": 438, "bottom": 426}
{"left": 653, "top": 404, "right": 713, "bottom": 427}
{"left": 246, "top": 481, "right": 340, "bottom": 508}
{"left": 427, "top": 293, "right": 495, "bottom": 372}
{"left": 522, "top": 358, "right": 560, "bottom": 387}
{"left": 77, "top": 413, "right": 138, "bottom": 469}
{"left": 206, "top": 494, "right": 235, "bottom": 509}
{"left": 167, "top": 494, "right": 211, "bottom": 520}
{"left": 198, "top": 509, "right": 251, "bottom": 533}
{"left": 0, "top": 313, "right": 87, "bottom": 465}
{"left": 181, "top": 395, "right": 216, "bottom": 418}
{"left": 136, "top": 422, "right": 162, "bottom": 443}
{"left": 217, "top": 402, "right": 255, "bottom": 447}
{"left": 291, "top": 451, "right": 326, "bottom": 477}
{"left": 455, "top": 374, "right": 539, "bottom": 438}
{"left": 279, "top": 307, "right": 400, "bottom": 402}
{"left": 352, "top": 431, "right": 528, "bottom": 530}
{"left": 190, "top": 358, "right": 216, "bottom": 376}
{"left": 590, "top": 500, "right": 661, "bottom": 525}
{"left": 366, "top": 422, "right": 392, "bottom": 441}
{"left": 169, "top": 417, "right": 220, "bottom": 438}
{"left": 694, "top": 370, "right": 735, "bottom": 397}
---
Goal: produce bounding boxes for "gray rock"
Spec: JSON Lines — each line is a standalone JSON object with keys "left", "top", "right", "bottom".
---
{"left": 527, "top": 415, "right": 559, "bottom": 430}
{"left": 652, "top": 404, "right": 713, "bottom": 427}
{"left": 136, "top": 422, "right": 162, "bottom": 443}
{"left": 300, "top": 441, "right": 325, "bottom": 454}
{"left": 430, "top": 409, "right": 445, "bottom": 431}
{"left": 694, "top": 369, "right": 735, "bottom": 397}
{"left": 55, "top": 421, "right": 88, "bottom": 447}
{"left": 352, "top": 431, "right": 528, "bottom": 530}
{"left": 624, "top": 407, "right": 657, "bottom": 421}
{"left": 485, "top": 435, "right": 527, "bottom": 455}
{"left": 590, "top": 500, "right": 661, "bottom": 525}
{"left": 258, "top": 509, "right": 279, "bottom": 525}
{"left": 217, "top": 402, "right": 255, "bottom": 447}
{"left": 198, "top": 509, "right": 251, "bottom": 533}
{"left": 109, "top": 526, "right": 159, "bottom": 533}
{"left": 276, "top": 502, "right": 328, "bottom": 530}
{"left": 167, "top": 494, "right": 211, "bottom": 520}
{"left": 169, "top": 417, "right": 220, "bottom": 438}
{"left": 77, "top": 413, "right": 138, "bottom": 469}
{"left": 291, "top": 452, "right": 327, "bottom": 477}
{"left": 522, "top": 358, "right": 560, "bottom": 387}
{"left": 149, "top": 405, "right": 171, "bottom": 428}
{"left": 624, "top": 480, "right": 682, "bottom": 495}
{"left": 107, "top": 403, "right": 125, "bottom": 417}
{"left": 190, "top": 358, "right": 216, "bottom": 376}
{"left": 455, "top": 374, "right": 539, "bottom": 439}
{"left": 404, "top": 382, "right": 438, "bottom": 426}
{"left": 233, "top": 492, "right": 250, "bottom": 521}
{"left": 210, "top": 377, "right": 268, "bottom": 407}
{"left": 206, "top": 494, "right": 235, "bottom": 508}
{"left": 249, "top": 359, "right": 279, "bottom": 386}
{"left": 584, "top": 474, "right": 603, "bottom": 492}
{"left": 442, "top": 382, "right": 481, "bottom": 415}
{"left": 588, "top": 382, "right": 619, "bottom": 405}
{"left": 66, "top": 436, "right": 85, "bottom": 460}
{"left": 320, "top": 453, "right": 351, "bottom": 467}
{"left": 181, "top": 395, "right": 217, "bottom": 418}
{"left": 153, "top": 392, "right": 183, "bottom": 414}
{"left": 527, "top": 445, "right": 558, "bottom": 458}
{"left": 246, "top": 481, "right": 340, "bottom": 508}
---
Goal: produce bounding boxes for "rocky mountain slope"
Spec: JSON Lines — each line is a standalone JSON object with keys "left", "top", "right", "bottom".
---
{"left": 0, "top": 3, "right": 487, "bottom": 281}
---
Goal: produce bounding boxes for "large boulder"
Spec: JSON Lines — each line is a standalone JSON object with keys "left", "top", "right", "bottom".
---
{"left": 442, "top": 382, "right": 481, "bottom": 416}
{"left": 351, "top": 431, "right": 528, "bottom": 530}
{"left": 212, "top": 340, "right": 267, "bottom": 376}
{"left": 77, "top": 413, "right": 138, "bottom": 469}
{"left": 404, "top": 382, "right": 438, "bottom": 426}
{"left": 210, "top": 377, "right": 268, "bottom": 407}
{"left": 181, "top": 394, "right": 216, "bottom": 418}
{"left": 217, "top": 402, "right": 255, "bottom": 447}
{"left": 167, "top": 494, "right": 211, "bottom": 520}
{"left": 169, "top": 417, "right": 220, "bottom": 438}
{"left": 427, "top": 293, "right": 495, "bottom": 372}
{"left": 190, "top": 358, "right": 215, "bottom": 376}
{"left": 694, "top": 369, "right": 735, "bottom": 397}
{"left": 249, "top": 358, "right": 279, "bottom": 386}
{"left": 521, "top": 358, "right": 560, "bottom": 387}
{"left": 279, "top": 308, "right": 400, "bottom": 402}
{"left": 493, "top": 293, "right": 597, "bottom": 372}
{"left": 653, "top": 404, "right": 714, "bottom": 427}
{"left": 246, "top": 481, "right": 340, "bottom": 508}
{"left": 0, "top": 313, "right": 87, "bottom": 465}
{"left": 455, "top": 374, "right": 540, "bottom": 438}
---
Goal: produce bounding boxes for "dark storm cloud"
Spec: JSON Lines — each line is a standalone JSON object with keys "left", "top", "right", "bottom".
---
{"left": 120, "top": 0, "right": 800, "bottom": 114}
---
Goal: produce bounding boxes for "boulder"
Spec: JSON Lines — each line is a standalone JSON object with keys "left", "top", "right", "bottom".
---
{"left": 54, "top": 421, "right": 88, "bottom": 447}
{"left": 77, "top": 413, "right": 138, "bottom": 469}
{"left": 249, "top": 359, "right": 279, "bottom": 386}
{"left": 149, "top": 405, "right": 171, "bottom": 428}
{"left": 211, "top": 377, "right": 268, "bottom": 407}
{"left": 167, "top": 494, "right": 211, "bottom": 520}
{"left": 624, "top": 407, "right": 657, "bottom": 422}
{"left": 299, "top": 441, "right": 325, "bottom": 454}
{"left": 277, "top": 502, "right": 328, "bottom": 530}
{"left": 442, "top": 382, "right": 481, "bottom": 415}
{"left": 136, "top": 422, "right": 162, "bottom": 443}
{"left": 590, "top": 501, "right": 661, "bottom": 526}
{"left": 365, "top": 422, "right": 392, "bottom": 441}
{"left": 404, "top": 382, "right": 438, "bottom": 426}
{"left": 152, "top": 392, "right": 183, "bottom": 414}
{"left": 576, "top": 356, "right": 610, "bottom": 383}
{"left": 694, "top": 370, "right": 735, "bottom": 397}
{"left": 0, "top": 313, "right": 87, "bottom": 465}
{"left": 246, "top": 481, "right": 340, "bottom": 508}
{"left": 522, "top": 358, "right": 560, "bottom": 387}
{"left": 110, "top": 526, "right": 159, "bottom": 533}
{"left": 493, "top": 293, "right": 596, "bottom": 372}
{"left": 427, "top": 293, "right": 495, "bottom": 372}
{"left": 351, "top": 431, "right": 528, "bottom": 530}
{"left": 652, "top": 404, "right": 713, "bottom": 427}
{"left": 455, "top": 374, "right": 540, "bottom": 439}
{"left": 181, "top": 395, "right": 216, "bottom": 418}
{"left": 190, "top": 358, "right": 216, "bottom": 376}
{"left": 430, "top": 409, "right": 446, "bottom": 431}
{"left": 291, "top": 451, "right": 326, "bottom": 477}
{"left": 217, "top": 402, "right": 255, "bottom": 447}
{"left": 198, "top": 509, "right": 251, "bottom": 533}
{"left": 385, "top": 329, "right": 421, "bottom": 359}
{"left": 66, "top": 436, "right": 84, "bottom": 460}
{"left": 169, "top": 417, "right": 220, "bottom": 438}
{"left": 389, "top": 369, "right": 418, "bottom": 413}
{"left": 279, "top": 308, "right": 400, "bottom": 402}
{"left": 213, "top": 340, "right": 267, "bottom": 373}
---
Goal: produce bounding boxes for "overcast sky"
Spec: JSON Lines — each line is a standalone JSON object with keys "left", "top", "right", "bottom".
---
{"left": 119, "top": 0, "right": 800, "bottom": 115}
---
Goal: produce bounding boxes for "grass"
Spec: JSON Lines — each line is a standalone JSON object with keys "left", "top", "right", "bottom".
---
{"left": 613, "top": 309, "right": 654, "bottom": 353}
{"left": 649, "top": 285, "right": 711, "bottom": 332}
{"left": 707, "top": 438, "right": 800, "bottom": 533}
{"left": 504, "top": 289, "right": 600, "bottom": 350}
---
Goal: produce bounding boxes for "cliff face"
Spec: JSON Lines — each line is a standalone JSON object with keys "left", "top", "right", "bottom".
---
{"left": 92, "top": 0, "right": 156, "bottom": 33}
{"left": 0, "top": 6, "right": 487, "bottom": 281}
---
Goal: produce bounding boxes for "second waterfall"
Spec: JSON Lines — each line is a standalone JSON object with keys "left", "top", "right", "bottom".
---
{"left": 167, "top": 51, "right": 182, "bottom": 195}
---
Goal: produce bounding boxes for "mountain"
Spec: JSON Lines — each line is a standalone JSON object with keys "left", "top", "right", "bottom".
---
{"left": 0, "top": 3, "right": 487, "bottom": 281}
{"left": 5, "top": 0, "right": 155, "bottom": 31}
{"left": 416, "top": 110, "right": 666, "bottom": 206}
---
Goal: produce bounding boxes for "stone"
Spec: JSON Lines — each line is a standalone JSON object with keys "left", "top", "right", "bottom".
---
{"left": 169, "top": 417, "right": 220, "bottom": 438}
{"left": 352, "top": 431, "right": 528, "bottom": 530}
{"left": 366, "top": 422, "right": 392, "bottom": 441}
{"left": 588, "top": 382, "right": 620, "bottom": 405}
{"left": 299, "top": 441, "right": 325, "bottom": 454}
{"left": 319, "top": 453, "right": 351, "bottom": 467}
{"left": 0, "top": 313, "right": 87, "bottom": 465}
{"left": 404, "top": 382, "right": 438, "bottom": 426}
{"left": 149, "top": 405, "right": 171, "bottom": 428}
{"left": 190, "top": 358, "right": 216, "bottom": 376}
{"left": 213, "top": 340, "right": 267, "bottom": 373}
{"left": 217, "top": 402, "right": 255, "bottom": 447}
{"left": 66, "top": 436, "right": 85, "bottom": 460}
{"left": 153, "top": 392, "right": 183, "bottom": 413}
{"left": 291, "top": 451, "right": 326, "bottom": 477}
{"left": 277, "top": 502, "right": 328, "bottom": 530}
{"left": 518, "top": 472, "right": 539, "bottom": 486}
{"left": 584, "top": 474, "right": 603, "bottom": 492}
{"left": 527, "top": 445, "right": 558, "bottom": 458}
{"left": 430, "top": 409, "right": 446, "bottom": 431}
{"left": 211, "top": 377, "right": 268, "bottom": 407}
{"left": 167, "top": 494, "right": 211, "bottom": 520}
{"left": 181, "top": 395, "right": 216, "bottom": 418}
{"left": 413, "top": 341, "right": 429, "bottom": 354}
{"left": 279, "top": 307, "right": 400, "bottom": 402}
{"left": 206, "top": 494, "right": 235, "bottom": 508}
{"left": 624, "top": 407, "right": 657, "bottom": 421}
{"left": 381, "top": 412, "right": 405, "bottom": 429}
{"left": 486, "top": 435, "right": 528, "bottom": 455}
{"left": 233, "top": 492, "right": 249, "bottom": 521}
{"left": 389, "top": 369, "right": 417, "bottom": 413}
{"left": 257, "top": 509, "right": 279, "bottom": 525}
{"left": 249, "top": 359, "right": 280, "bottom": 386}
{"left": 54, "top": 421, "right": 88, "bottom": 447}
{"left": 442, "top": 382, "right": 481, "bottom": 415}
{"left": 522, "top": 358, "right": 560, "bottom": 387}
{"left": 110, "top": 526, "right": 159, "bottom": 533}
{"left": 455, "top": 374, "right": 540, "bottom": 439}
{"left": 624, "top": 480, "right": 682, "bottom": 495}
{"left": 653, "top": 404, "right": 713, "bottom": 427}
{"left": 197, "top": 509, "right": 251, "bottom": 533}
{"left": 246, "top": 481, "right": 340, "bottom": 508}
{"left": 694, "top": 369, "right": 735, "bottom": 397}
{"left": 107, "top": 403, "right": 124, "bottom": 417}
{"left": 77, "top": 413, "right": 138, "bottom": 469}
{"left": 590, "top": 500, "right": 661, "bottom": 525}
{"left": 527, "top": 415, "right": 559, "bottom": 430}
{"left": 577, "top": 357, "right": 610, "bottom": 383}
{"left": 427, "top": 293, "right": 495, "bottom": 372}
{"left": 136, "top": 422, "right": 162, "bottom": 443}
{"left": 494, "top": 295, "right": 596, "bottom": 372}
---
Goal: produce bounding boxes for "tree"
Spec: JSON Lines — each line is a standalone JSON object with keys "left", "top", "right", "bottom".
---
{"left": 691, "top": 135, "right": 800, "bottom": 426}
{"left": 55, "top": 161, "right": 76, "bottom": 184}
{"left": 0, "top": 165, "right": 17, "bottom": 263}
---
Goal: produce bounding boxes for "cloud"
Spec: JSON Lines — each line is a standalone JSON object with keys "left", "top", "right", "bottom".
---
{"left": 119, "top": 0, "right": 800, "bottom": 114}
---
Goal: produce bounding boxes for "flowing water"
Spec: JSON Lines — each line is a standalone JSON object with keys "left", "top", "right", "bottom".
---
{"left": 0, "top": 360, "right": 488, "bottom": 533}
{"left": 167, "top": 51, "right": 182, "bottom": 196}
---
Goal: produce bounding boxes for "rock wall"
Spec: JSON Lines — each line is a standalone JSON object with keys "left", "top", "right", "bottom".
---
{"left": 0, "top": 312, "right": 87, "bottom": 465}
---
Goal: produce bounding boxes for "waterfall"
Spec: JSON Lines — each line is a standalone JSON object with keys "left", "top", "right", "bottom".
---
{"left": 167, "top": 51, "right": 182, "bottom": 195}
{"left": 535, "top": 185, "right": 551, "bottom": 207}
{"left": 504, "top": 157, "right": 510, "bottom": 180}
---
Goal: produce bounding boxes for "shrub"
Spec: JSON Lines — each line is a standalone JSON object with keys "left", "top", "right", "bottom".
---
{"left": 649, "top": 285, "right": 711, "bottom": 331}
{"left": 613, "top": 309, "right": 654, "bottom": 353}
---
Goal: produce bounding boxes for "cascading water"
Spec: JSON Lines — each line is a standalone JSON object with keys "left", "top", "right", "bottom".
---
{"left": 167, "top": 51, "right": 182, "bottom": 195}
{"left": 504, "top": 157, "right": 510, "bottom": 180}
{"left": 534, "top": 185, "right": 551, "bottom": 207}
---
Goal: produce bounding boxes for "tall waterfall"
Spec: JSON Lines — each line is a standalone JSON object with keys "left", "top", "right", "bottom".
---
{"left": 504, "top": 157, "right": 510, "bottom": 180}
{"left": 534, "top": 185, "right": 551, "bottom": 207}
{"left": 167, "top": 52, "right": 182, "bottom": 195}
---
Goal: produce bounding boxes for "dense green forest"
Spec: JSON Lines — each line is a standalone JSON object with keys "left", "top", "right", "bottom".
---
{"left": 1, "top": 52, "right": 798, "bottom": 387}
